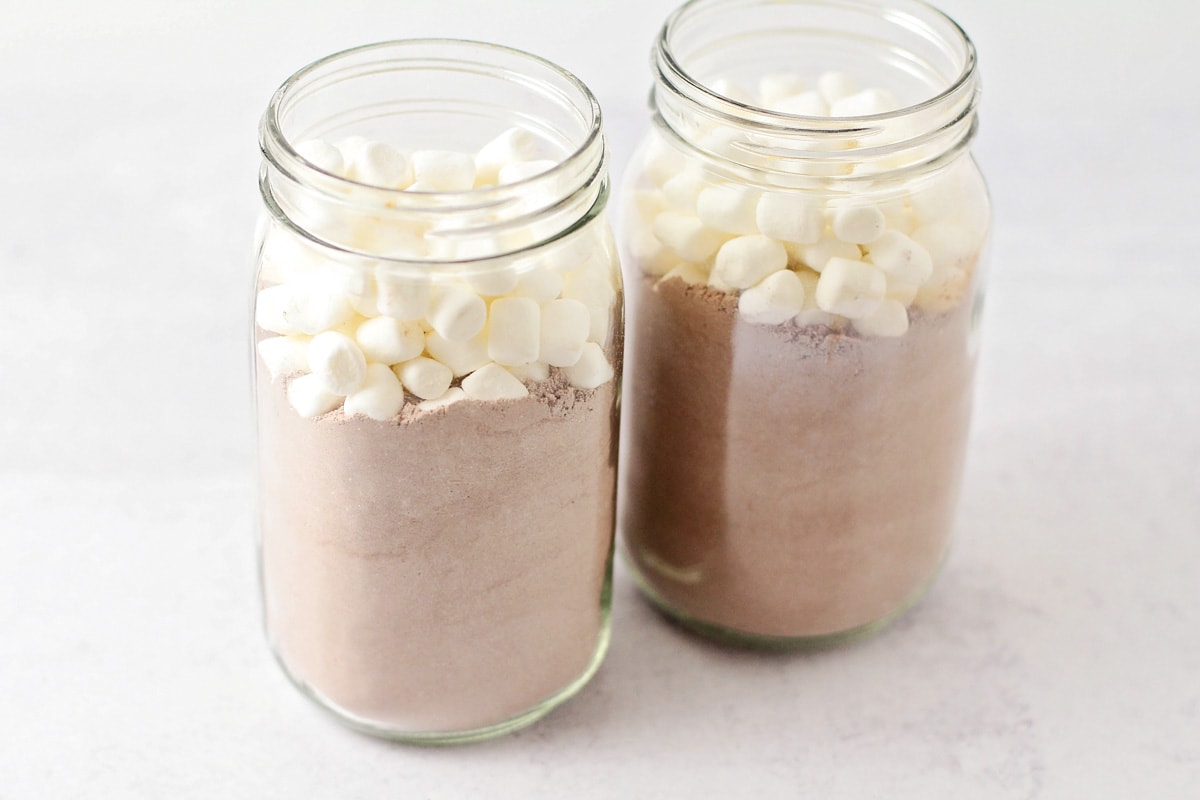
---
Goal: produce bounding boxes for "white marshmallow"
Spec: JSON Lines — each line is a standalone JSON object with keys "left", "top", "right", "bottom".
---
{"left": 351, "top": 141, "right": 412, "bottom": 188}
{"left": 854, "top": 298, "right": 909, "bottom": 338}
{"left": 307, "top": 331, "right": 368, "bottom": 395}
{"left": 756, "top": 193, "right": 824, "bottom": 244}
{"left": 417, "top": 386, "right": 466, "bottom": 412}
{"left": 375, "top": 268, "right": 431, "bottom": 321}
{"left": 257, "top": 336, "right": 310, "bottom": 380}
{"left": 256, "top": 280, "right": 356, "bottom": 336}
{"left": 814, "top": 258, "right": 887, "bottom": 319}
{"left": 561, "top": 264, "right": 616, "bottom": 309}
{"left": 865, "top": 231, "right": 934, "bottom": 286}
{"left": 512, "top": 267, "right": 564, "bottom": 303}
{"left": 563, "top": 342, "right": 614, "bottom": 390}
{"left": 411, "top": 150, "right": 476, "bottom": 192}
{"left": 475, "top": 127, "right": 541, "bottom": 185}
{"left": 465, "top": 266, "right": 520, "bottom": 297}
{"left": 697, "top": 185, "right": 761, "bottom": 234}
{"left": 908, "top": 160, "right": 989, "bottom": 232}
{"left": 542, "top": 229, "right": 606, "bottom": 274}
{"left": 829, "top": 88, "right": 900, "bottom": 117}
{"left": 343, "top": 363, "right": 406, "bottom": 420}
{"left": 711, "top": 78, "right": 753, "bottom": 104}
{"left": 793, "top": 269, "right": 837, "bottom": 327}
{"left": 661, "top": 262, "right": 710, "bottom": 286}
{"left": 461, "top": 363, "right": 530, "bottom": 401}
{"left": 661, "top": 171, "right": 707, "bottom": 213}
{"left": 539, "top": 298, "right": 591, "bottom": 367}
{"left": 354, "top": 316, "right": 425, "bottom": 365}
{"left": 487, "top": 297, "right": 541, "bottom": 366}
{"left": 395, "top": 356, "right": 453, "bottom": 401}
{"left": 427, "top": 284, "right": 487, "bottom": 342}
{"left": 773, "top": 91, "right": 829, "bottom": 116}
{"left": 506, "top": 361, "right": 551, "bottom": 383}
{"left": 738, "top": 269, "right": 807, "bottom": 325}
{"left": 758, "top": 73, "right": 808, "bottom": 107}
{"left": 255, "top": 284, "right": 301, "bottom": 335}
{"left": 286, "top": 373, "right": 341, "bottom": 418}
{"left": 630, "top": 188, "right": 666, "bottom": 222}
{"left": 912, "top": 222, "right": 980, "bottom": 275}
{"left": 653, "top": 211, "right": 728, "bottom": 264}
{"left": 334, "top": 136, "right": 369, "bottom": 167}
{"left": 630, "top": 227, "right": 678, "bottom": 277}
{"left": 643, "top": 135, "right": 689, "bottom": 188}
{"left": 817, "top": 71, "right": 858, "bottom": 105}
{"left": 797, "top": 235, "right": 861, "bottom": 272}
{"left": 424, "top": 329, "right": 490, "bottom": 377}
{"left": 295, "top": 139, "right": 344, "bottom": 175}
{"left": 832, "top": 204, "right": 886, "bottom": 244}
{"left": 709, "top": 235, "right": 788, "bottom": 291}
{"left": 498, "top": 159, "right": 556, "bottom": 185}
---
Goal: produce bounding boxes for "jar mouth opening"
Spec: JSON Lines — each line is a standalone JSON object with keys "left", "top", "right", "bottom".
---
{"left": 262, "top": 39, "right": 604, "bottom": 205}
{"left": 657, "top": 0, "right": 977, "bottom": 131}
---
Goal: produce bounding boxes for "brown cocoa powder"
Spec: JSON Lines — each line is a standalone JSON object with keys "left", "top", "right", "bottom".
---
{"left": 258, "top": 367, "right": 618, "bottom": 733}
{"left": 620, "top": 275, "right": 976, "bottom": 639}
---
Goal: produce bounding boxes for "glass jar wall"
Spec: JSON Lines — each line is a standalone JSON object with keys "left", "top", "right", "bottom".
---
{"left": 253, "top": 40, "right": 622, "bottom": 742}
{"left": 618, "top": 0, "right": 990, "bottom": 647}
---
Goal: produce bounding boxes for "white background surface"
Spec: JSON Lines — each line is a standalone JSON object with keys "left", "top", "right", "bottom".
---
{"left": 2, "top": 1, "right": 1198, "bottom": 797}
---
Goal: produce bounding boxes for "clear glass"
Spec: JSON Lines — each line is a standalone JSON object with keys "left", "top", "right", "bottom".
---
{"left": 252, "top": 40, "right": 622, "bottom": 742}
{"left": 618, "top": 0, "right": 990, "bottom": 648}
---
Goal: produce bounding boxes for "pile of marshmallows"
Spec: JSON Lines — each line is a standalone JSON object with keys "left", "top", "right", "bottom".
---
{"left": 256, "top": 129, "right": 616, "bottom": 421}
{"left": 629, "top": 71, "right": 988, "bottom": 337}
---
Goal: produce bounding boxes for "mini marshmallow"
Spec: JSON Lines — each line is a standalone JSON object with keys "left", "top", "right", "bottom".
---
{"left": 773, "top": 91, "right": 829, "bottom": 117}
{"left": 343, "top": 363, "right": 406, "bottom": 420}
{"left": 417, "top": 386, "right": 465, "bottom": 412}
{"left": 257, "top": 335, "right": 310, "bottom": 380}
{"left": 351, "top": 141, "right": 412, "bottom": 188}
{"left": 286, "top": 373, "right": 341, "bottom": 418}
{"left": 908, "top": 160, "right": 989, "bottom": 232}
{"left": 395, "top": 356, "right": 453, "bottom": 401}
{"left": 662, "top": 171, "right": 707, "bottom": 213}
{"left": 709, "top": 235, "right": 788, "bottom": 291}
{"left": 814, "top": 257, "right": 887, "bottom": 319}
{"left": 711, "top": 78, "right": 753, "bottom": 104}
{"left": 886, "top": 280, "right": 920, "bottom": 306}
{"left": 817, "top": 71, "right": 858, "bottom": 105}
{"left": 865, "top": 231, "right": 934, "bottom": 286}
{"left": 758, "top": 73, "right": 808, "bottom": 107}
{"left": 653, "top": 211, "right": 728, "bottom": 264}
{"left": 475, "top": 127, "right": 541, "bottom": 185}
{"left": 697, "top": 185, "right": 760, "bottom": 235}
{"left": 506, "top": 361, "right": 551, "bottom": 383}
{"left": 832, "top": 204, "right": 886, "bottom": 244}
{"left": 539, "top": 298, "right": 590, "bottom": 367}
{"left": 334, "top": 136, "right": 369, "bottom": 167}
{"left": 561, "top": 264, "right": 616, "bottom": 309}
{"left": 411, "top": 150, "right": 476, "bottom": 192}
{"left": 662, "top": 262, "right": 710, "bottom": 286}
{"left": 307, "top": 331, "right": 368, "bottom": 395}
{"left": 354, "top": 316, "right": 425, "bottom": 365}
{"left": 295, "top": 139, "right": 344, "bottom": 175}
{"left": 512, "top": 267, "right": 564, "bottom": 303}
{"left": 497, "top": 159, "right": 556, "bottom": 185}
{"left": 643, "top": 135, "right": 689, "bottom": 188}
{"left": 255, "top": 285, "right": 301, "bottom": 335}
{"left": 487, "top": 297, "right": 541, "bottom": 366}
{"left": 256, "top": 280, "right": 356, "bottom": 336}
{"left": 630, "top": 227, "right": 678, "bottom": 277}
{"left": 829, "top": 88, "right": 900, "bottom": 117}
{"left": 854, "top": 298, "right": 909, "bottom": 338}
{"left": 563, "top": 342, "right": 613, "bottom": 390}
{"left": 424, "top": 329, "right": 490, "bottom": 377}
{"left": 756, "top": 193, "right": 824, "bottom": 244}
{"left": 465, "top": 266, "right": 520, "bottom": 297}
{"left": 427, "top": 284, "right": 487, "bottom": 342}
{"left": 375, "top": 268, "right": 431, "bottom": 321}
{"left": 911, "top": 222, "right": 980, "bottom": 275}
{"left": 738, "top": 269, "right": 806, "bottom": 325}
{"left": 793, "top": 269, "right": 837, "bottom": 326}
{"left": 797, "top": 234, "right": 861, "bottom": 272}
{"left": 630, "top": 189, "right": 667, "bottom": 222}
{"left": 462, "top": 363, "right": 530, "bottom": 401}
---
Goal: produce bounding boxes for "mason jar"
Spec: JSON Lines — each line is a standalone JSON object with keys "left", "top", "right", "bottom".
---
{"left": 252, "top": 40, "right": 622, "bottom": 742}
{"left": 618, "top": 0, "right": 990, "bottom": 647}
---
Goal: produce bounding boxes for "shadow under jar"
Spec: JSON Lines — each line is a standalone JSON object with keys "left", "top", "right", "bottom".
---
{"left": 253, "top": 40, "right": 622, "bottom": 743}
{"left": 618, "top": 0, "right": 990, "bottom": 648}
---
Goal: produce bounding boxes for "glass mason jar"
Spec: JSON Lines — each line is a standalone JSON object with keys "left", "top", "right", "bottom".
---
{"left": 619, "top": 0, "right": 989, "bottom": 647}
{"left": 252, "top": 40, "right": 622, "bottom": 743}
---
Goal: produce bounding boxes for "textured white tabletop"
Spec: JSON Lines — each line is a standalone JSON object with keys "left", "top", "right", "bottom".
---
{"left": 2, "top": 1, "right": 1198, "bottom": 797}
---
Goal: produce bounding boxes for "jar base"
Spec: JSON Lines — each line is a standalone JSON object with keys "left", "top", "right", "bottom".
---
{"left": 267, "top": 611, "right": 611, "bottom": 746}
{"left": 624, "top": 552, "right": 945, "bottom": 651}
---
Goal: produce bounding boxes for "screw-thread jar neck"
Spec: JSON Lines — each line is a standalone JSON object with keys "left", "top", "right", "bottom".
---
{"left": 259, "top": 39, "right": 608, "bottom": 267}
{"left": 652, "top": 0, "right": 980, "bottom": 187}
